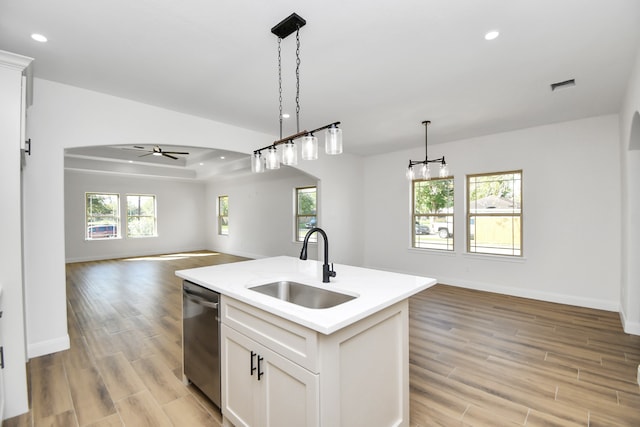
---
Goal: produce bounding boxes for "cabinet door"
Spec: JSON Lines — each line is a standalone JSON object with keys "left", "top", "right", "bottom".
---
{"left": 222, "top": 324, "right": 319, "bottom": 427}
{"left": 222, "top": 324, "right": 259, "bottom": 427}
{"left": 259, "top": 345, "right": 319, "bottom": 427}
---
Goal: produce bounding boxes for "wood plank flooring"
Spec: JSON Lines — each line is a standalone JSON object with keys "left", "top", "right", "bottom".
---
{"left": 5, "top": 251, "right": 640, "bottom": 426}
{"left": 408, "top": 286, "right": 640, "bottom": 426}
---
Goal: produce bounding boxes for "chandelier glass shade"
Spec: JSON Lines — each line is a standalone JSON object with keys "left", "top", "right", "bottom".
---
{"left": 281, "top": 140, "right": 298, "bottom": 165}
{"left": 301, "top": 134, "right": 318, "bottom": 160}
{"left": 251, "top": 13, "right": 343, "bottom": 173}
{"left": 325, "top": 124, "right": 343, "bottom": 155}
{"left": 265, "top": 146, "right": 280, "bottom": 170}
{"left": 251, "top": 151, "right": 265, "bottom": 173}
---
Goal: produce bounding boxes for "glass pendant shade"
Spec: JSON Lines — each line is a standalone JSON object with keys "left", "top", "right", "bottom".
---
{"left": 281, "top": 141, "right": 298, "bottom": 165}
{"left": 422, "top": 164, "right": 431, "bottom": 180}
{"left": 251, "top": 152, "right": 265, "bottom": 173}
{"left": 325, "top": 125, "right": 343, "bottom": 155}
{"left": 406, "top": 165, "right": 415, "bottom": 180}
{"left": 301, "top": 134, "right": 318, "bottom": 160}
{"left": 265, "top": 146, "right": 280, "bottom": 169}
{"left": 439, "top": 163, "right": 449, "bottom": 178}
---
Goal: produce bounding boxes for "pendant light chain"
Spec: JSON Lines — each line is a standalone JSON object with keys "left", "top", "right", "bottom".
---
{"left": 278, "top": 37, "right": 283, "bottom": 140}
{"left": 295, "top": 26, "right": 301, "bottom": 133}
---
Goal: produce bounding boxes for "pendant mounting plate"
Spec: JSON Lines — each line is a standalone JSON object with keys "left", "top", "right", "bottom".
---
{"left": 271, "top": 13, "right": 306, "bottom": 39}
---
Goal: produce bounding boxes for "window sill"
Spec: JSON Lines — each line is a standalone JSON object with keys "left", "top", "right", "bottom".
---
{"left": 86, "top": 237, "right": 122, "bottom": 241}
{"left": 462, "top": 252, "right": 527, "bottom": 263}
{"left": 407, "top": 247, "right": 457, "bottom": 257}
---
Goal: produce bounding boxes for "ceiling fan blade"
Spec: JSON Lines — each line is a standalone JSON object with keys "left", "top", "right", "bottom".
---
{"left": 121, "top": 147, "right": 148, "bottom": 151}
{"left": 133, "top": 145, "right": 145, "bottom": 149}
{"left": 164, "top": 151, "right": 190, "bottom": 155}
{"left": 163, "top": 153, "right": 178, "bottom": 160}
{"left": 138, "top": 152, "right": 153, "bottom": 157}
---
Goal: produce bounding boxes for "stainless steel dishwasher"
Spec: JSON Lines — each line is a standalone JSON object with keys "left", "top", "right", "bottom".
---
{"left": 182, "top": 280, "right": 221, "bottom": 408}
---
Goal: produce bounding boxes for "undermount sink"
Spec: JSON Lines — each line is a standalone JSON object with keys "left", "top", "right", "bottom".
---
{"left": 249, "top": 281, "right": 356, "bottom": 309}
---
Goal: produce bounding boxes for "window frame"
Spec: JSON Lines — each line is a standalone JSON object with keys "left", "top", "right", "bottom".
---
{"left": 295, "top": 186, "right": 317, "bottom": 243}
{"left": 126, "top": 194, "right": 157, "bottom": 238}
{"left": 466, "top": 170, "right": 523, "bottom": 257}
{"left": 411, "top": 177, "right": 455, "bottom": 251}
{"left": 218, "top": 195, "right": 229, "bottom": 236}
{"left": 85, "top": 192, "right": 121, "bottom": 240}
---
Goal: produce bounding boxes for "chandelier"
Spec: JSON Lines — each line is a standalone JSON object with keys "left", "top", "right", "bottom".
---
{"left": 406, "top": 120, "right": 449, "bottom": 180}
{"left": 252, "top": 13, "right": 343, "bottom": 173}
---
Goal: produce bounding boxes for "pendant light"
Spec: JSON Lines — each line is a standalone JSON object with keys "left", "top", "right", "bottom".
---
{"left": 406, "top": 120, "right": 449, "bottom": 180}
{"left": 251, "top": 13, "right": 343, "bottom": 172}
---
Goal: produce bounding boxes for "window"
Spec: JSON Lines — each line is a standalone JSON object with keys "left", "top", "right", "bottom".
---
{"left": 467, "top": 170, "right": 522, "bottom": 256}
{"left": 127, "top": 194, "right": 157, "bottom": 238}
{"left": 412, "top": 178, "right": 454, "bottom": 250}
{"left": 218, "top": 195, "right": 229, "bottom": 235}
{"left": 296, "top": 187, "right": 317, "bottom": 242}
{"left": 86, "top": 193, "right": 120, "bottom": 240}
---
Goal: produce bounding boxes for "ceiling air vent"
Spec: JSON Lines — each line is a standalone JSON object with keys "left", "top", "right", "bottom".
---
{"left": 550, "top": 79, "right": 576, "bottom": 91}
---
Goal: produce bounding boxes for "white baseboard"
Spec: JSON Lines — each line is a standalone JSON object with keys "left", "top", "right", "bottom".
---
{"left": 207, "top": 247, "right": 266, "bottom": 260}
{"left": 434, "top": 275, "right": 620, "bottom": 312}
{"left": 28, "top": 334, "right": 70, "bottom": 359}
{"left": 65, "top": 246, "right": 208, "bottom": 263}
{"left": 619, "top": 308, "right": 640, "bottom": 336}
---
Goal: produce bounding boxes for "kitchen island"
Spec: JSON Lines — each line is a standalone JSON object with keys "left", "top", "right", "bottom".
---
{"left": 176, "top": 256, "right": 436, "bottom": 427}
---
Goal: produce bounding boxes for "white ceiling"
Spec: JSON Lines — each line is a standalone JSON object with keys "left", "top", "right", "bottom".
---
{"left": 2, "top": 0, "right": 639, "bottom": 165}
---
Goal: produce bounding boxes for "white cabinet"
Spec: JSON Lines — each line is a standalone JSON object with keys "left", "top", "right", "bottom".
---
{"left": 221, "top": 296, "right": 410, "bottom": 427}
{"left": 0, "top": 287, "right": 4, "bottom": 421}
{"left": 0, "top": 49, "right": 32, "bottom": 420}
{"left": 222, "top": 324, "right": 319, "bottom": 427}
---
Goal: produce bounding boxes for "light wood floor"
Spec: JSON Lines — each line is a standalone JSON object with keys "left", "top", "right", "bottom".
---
{"left": 5, "top": 251, "right": 640, "bottom": 426}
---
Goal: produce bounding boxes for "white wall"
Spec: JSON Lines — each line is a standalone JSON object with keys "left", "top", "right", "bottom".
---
{"left": 65, "top": 170, "right": 206, "bottom": 262}
{"left": 619, "top": 42, "right": 640, "bottom": 334}
{"left": 363, "top": 115, "right": 622, "bottom": 311}
{"left": 205, "top": 168, "right": 319, "bottom": 260}
{"left": 23, "top": 78, "right": 364, "bottom": 358}
{"left": 293, "top": 151, "right": 365, "bottom": 266}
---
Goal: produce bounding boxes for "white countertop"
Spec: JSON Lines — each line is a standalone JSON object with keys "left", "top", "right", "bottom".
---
{"left": 176, "top": 256, "right": 436, "bottom": 335}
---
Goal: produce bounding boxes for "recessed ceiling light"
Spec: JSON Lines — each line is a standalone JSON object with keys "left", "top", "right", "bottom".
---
{"left": 220, "top": 156, "right": 225, "bottom": 160}
{"left": 282, "top": 113, "right": 290, "bottom": 119}
{"left": 199, "top": 162, "right": 204, "bottom": 166}
{"left": 128, "top": 160, "right": 133, "bottom": 163}
{"left": 484, "top": 30, "right": 500, "bottom": 41}
{"left": 31, "top": 33, "right": 48, "bottom": 43}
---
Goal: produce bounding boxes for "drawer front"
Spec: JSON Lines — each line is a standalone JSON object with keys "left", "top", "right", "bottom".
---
{"left": 221, "top": 296, "right": 319, "bottom": 372}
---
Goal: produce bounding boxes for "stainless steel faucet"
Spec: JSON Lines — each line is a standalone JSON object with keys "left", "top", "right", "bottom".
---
{"left": 299, "top": 227, "right": 337, "bottom": 283}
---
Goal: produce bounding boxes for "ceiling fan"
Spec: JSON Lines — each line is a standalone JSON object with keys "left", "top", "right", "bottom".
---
{"left": 131, "top": 145, "right": 190, "bottom": 160}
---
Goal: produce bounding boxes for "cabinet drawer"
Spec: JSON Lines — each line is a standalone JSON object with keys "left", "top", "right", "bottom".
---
{"left": 221, "top": 296, "right": 319, "bottom": 372}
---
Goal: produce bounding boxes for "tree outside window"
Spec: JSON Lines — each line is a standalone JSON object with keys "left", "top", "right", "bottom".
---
{"left": 412, "top": 178, "right": 454, "bottom": 250}
{"left": 467, "top": 171, "right": 522, "bottom": 256}
{"left": 127, "top": 195, "right": 157, "bottom": 238}
{"left": 86, "top": 193, "right": 120, "bottom": 240}
{"left": 218, "top": 195, "right": 229, "bottom": 235}
{"left": 296, "top": 187, "right": 317, "bottom": 242}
